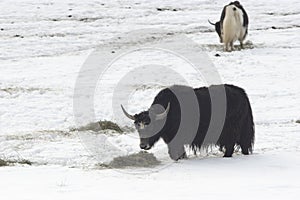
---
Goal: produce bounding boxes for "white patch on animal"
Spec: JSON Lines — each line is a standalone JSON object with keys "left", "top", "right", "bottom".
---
{"left": 222, "top": 5, "right": 244, "bottom": 51}
{"left": 139, "top": 122, "right": 145, "bottom": 129}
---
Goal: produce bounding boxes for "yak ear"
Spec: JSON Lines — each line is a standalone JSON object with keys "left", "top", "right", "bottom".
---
{"left": 155, "top": 103, "right": 170, "bottom": 120}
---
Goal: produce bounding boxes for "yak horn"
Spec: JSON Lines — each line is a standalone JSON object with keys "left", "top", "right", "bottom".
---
{"left": 121, "top": 105, "right": 135, "bottom": 120}
{"left": 155, "top": 103, "right": 170, "bottom": 120}
{"left": 208, "top": 19, "right": 215, "bottom": 25}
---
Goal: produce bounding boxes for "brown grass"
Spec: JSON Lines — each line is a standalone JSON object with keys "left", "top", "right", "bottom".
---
{"left": 108, "top": 151, "right": 160, "bottom": 168}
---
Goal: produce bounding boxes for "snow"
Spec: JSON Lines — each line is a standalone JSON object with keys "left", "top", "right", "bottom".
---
{"left": 0, "top": 0, "right": 300, "bottom": 199}
{"left": 1, "top": 154, "right": 300, "bottom": 200}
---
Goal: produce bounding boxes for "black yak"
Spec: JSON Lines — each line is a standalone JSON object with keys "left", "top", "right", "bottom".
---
{"left": 209, "top": 1, "right": 249, "bottom": 51}
{"left": 121, "top": 84, "right": 255, "bottom": 160}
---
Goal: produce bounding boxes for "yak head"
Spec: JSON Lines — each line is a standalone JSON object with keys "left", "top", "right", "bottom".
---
{"left": 208, "top": 20, "right": 222, "bottom": 43}
{"left": 121, "top": 103, "right": 170, "bottom": 150}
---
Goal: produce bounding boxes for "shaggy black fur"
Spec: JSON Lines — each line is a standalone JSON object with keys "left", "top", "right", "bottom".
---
{"left": 130, "top": 84, "right": 255, "bottom": 160}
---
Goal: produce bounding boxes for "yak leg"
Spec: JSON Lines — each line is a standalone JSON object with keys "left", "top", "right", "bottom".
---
{"left": 241, "top": 147, "right": 249, "bottom": 155}
{"left": 178, "top": 151, "right": 187, "bottom": 160}
{"left": 230, "top": 42, "right": 234, "bottom": 51}
{"left": 240, "top": 138, "right": 251, "bottom": 155}
{"left": 168, "top": 144, "right": 187, "bottom": 161}
{"left": 224, "top": 143, "right": 235, "bottom": 157}
{"left": 224, "top": 43, "right": 230, "bottom": 52}
{"left": 239, "top": 40, "right": 244, "bottom": 49}
{"left": 240, "top": 117, "right": 253, "bottom": 155}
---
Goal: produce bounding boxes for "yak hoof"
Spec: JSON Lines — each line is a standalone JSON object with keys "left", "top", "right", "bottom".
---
{"left": 177, "top": 152, "right": 188, "bottom": 160}
{"left": 169, "top": 150, "right": 187, "bottom": 161}
{"left": 242, "top": 149, "right": 249, "bottom": 155}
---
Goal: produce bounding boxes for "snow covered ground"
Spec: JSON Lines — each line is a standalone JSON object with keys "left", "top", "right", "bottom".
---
{"left": 0, "top": 0, "right": 300, "bottom": 199}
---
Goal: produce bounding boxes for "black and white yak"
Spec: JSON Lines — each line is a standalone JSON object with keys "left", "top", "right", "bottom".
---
{"left": 121, "top": 84, "right": 255, "bottom": 160}
{"left": 209, "top": 1, "right": 249, "bottom": 51}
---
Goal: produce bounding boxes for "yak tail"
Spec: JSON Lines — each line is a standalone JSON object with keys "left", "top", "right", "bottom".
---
{"left": 208, "top": 19, "right": 215, "bottom": 25}
{"left": 240, "top": 95, "right": 255, "bottom": 154}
